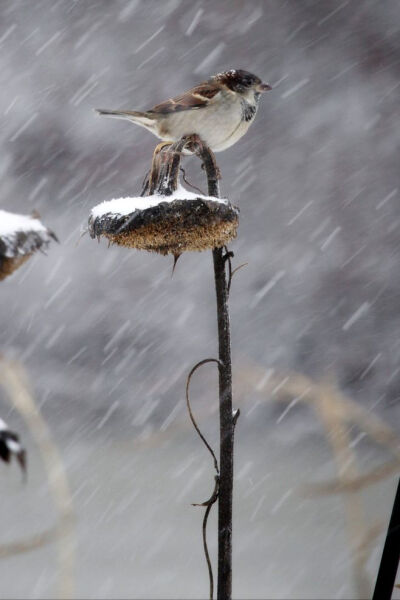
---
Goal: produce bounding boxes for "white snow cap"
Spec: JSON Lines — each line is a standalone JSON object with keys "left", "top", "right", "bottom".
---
{"left": 0, "top": 210, "right": 52, "bottom": 258}
{"left": 0, "top": 210, "right": 47, "bottom": 237}
{"left": 91, "top": 184, "right": 227, "bottom": 219}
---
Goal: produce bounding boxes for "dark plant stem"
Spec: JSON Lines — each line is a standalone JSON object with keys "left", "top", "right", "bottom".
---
{"left": 147, "top": 136, "right": 236, "bottom": 599}
{"left": 197, "top": 141, "right": 234, "bottom": 600}
{"left": 213, "top": 245, "right": 234, "bottom": 600}
{"left": 372, "top": 477, "right": 400, "bottom": 600}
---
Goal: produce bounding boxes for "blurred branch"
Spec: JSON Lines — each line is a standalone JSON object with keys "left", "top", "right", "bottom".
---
{"left": 316, "top": 384, "right": 371, "bottom": 599}
{"left": 180, "top": 167, "right": 206, "bottom": 196}
{"left": 237, "top": 363, "right": 400, "bottom": 599}
{"left": 239, "top": 366, "right": 400, "bottom": 489}
{"left": 0, "top": 358, "right": 76, "bottom": 600}
{"left": 0, "top": 525, "right": 57, "bottom": 558}
{"left": 305, "top": 460, "right": 400, "bottom": 495}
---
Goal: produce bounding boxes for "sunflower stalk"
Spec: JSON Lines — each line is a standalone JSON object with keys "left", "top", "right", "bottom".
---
{"left": 148, "top": 136, "right": 236, "bottom": 599}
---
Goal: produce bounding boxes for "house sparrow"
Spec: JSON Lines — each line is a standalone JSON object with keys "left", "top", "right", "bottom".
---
{"left": 96, "top": 69, "right": 271, "bottom": 152}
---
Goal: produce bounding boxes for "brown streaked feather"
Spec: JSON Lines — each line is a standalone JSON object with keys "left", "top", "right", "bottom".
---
{"left": 148, "top": 82, "right": 220, "bottom": 114}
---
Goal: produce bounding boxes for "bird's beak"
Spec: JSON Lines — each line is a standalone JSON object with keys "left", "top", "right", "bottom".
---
{"left": 258, "top": 82, "right": 272, "bottom": 92}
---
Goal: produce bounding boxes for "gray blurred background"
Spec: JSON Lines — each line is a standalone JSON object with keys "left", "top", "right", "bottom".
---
{"left": 0, "top": 1, "right": 399, "bottom": 598}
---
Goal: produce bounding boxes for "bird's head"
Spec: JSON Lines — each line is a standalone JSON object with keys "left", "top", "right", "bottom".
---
{"left": 212, "top": 69, "right": 271, "bottom": 99}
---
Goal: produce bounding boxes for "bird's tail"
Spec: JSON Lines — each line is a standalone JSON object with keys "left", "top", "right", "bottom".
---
{"left": 95, "top": 108, "right": 156, "bottom": 127}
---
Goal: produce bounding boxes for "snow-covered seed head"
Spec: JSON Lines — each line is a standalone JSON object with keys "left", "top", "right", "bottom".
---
{"left": 88, "top": 188, "right": 238, "bottom": 255}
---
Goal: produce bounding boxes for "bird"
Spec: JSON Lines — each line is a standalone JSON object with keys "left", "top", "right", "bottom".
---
{"left": 96, "top": 69, "right": 271, "bottom": 152}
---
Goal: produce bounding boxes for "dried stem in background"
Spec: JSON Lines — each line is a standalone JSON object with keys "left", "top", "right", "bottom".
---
{"left": 318, "top": 386, "right": 371, "bottom": 599}
{"left": 237, "top": 363, "right": 400, "bottom": 598}
{"left": 0, "top": 526, "right": 57, "bottom": 558}
{"left": 0, "top": 359, "right": 76, "bottom": 599}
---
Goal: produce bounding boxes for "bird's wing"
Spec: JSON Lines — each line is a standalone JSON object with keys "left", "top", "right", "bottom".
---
{"left": 148, "top": 82, "right": 221, "bottom": 114}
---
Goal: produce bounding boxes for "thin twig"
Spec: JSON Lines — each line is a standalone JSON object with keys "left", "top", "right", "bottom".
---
{"left": 232, "top": 408, "right": 241, "bottom": 428}
{"left": 0, "top": 525, "right": 57, "bottom": 558}
{"left": 222, "top": 246, "right": 247, "bottom": 295}
{"left": 222, "top": 246, "right": 234, "bottom": 262}
{"left": 186, "top": 358, "right": 221, "bottom": 475}
{"left": 304, "top": 460, "right": 400, "bottom": 495}
{"left": 222, "top": 246, "right": 233, "bottom": 296}
{"left": 186, "top": 358, "right": 222, "bottom": 599}
{"left": 179, "top": 167, "right": 206, "bottom": 196}
{"left": 228, "top": 263, "right": 248, "bottom": 294}
{"left": 192, "top": 475, "right": 219, "bottom": 600}
{"left": 140, "top": 169, "right": 150, "bottom": 197}
{"left": 155, "top": 139, "right": 186, "bottom": 195}
{"left": 192, "top": 475, "right": 220, "bottom": 507}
